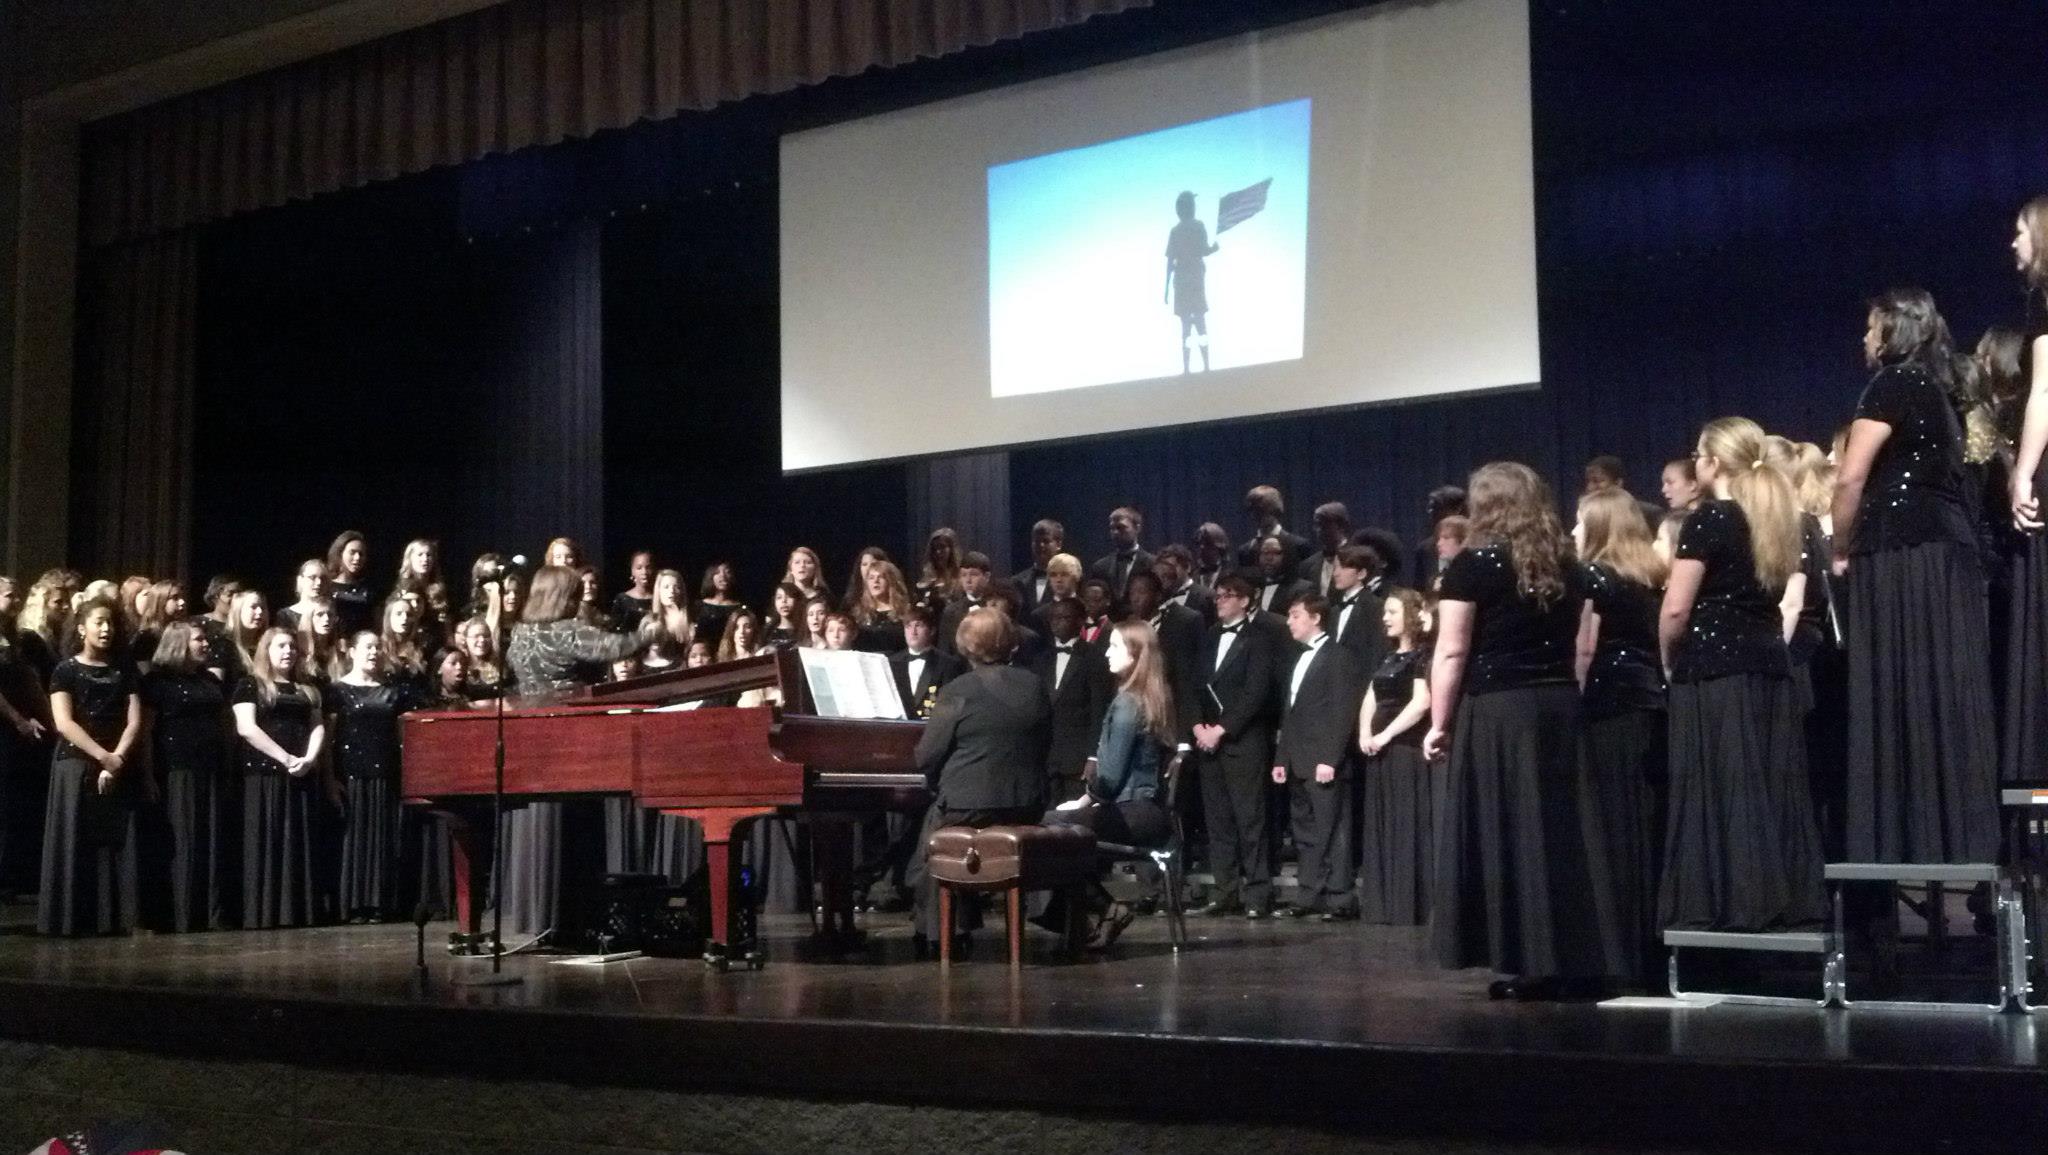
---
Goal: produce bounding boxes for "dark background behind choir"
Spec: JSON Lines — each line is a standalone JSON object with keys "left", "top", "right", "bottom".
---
{"left": 149, "top": 1, "right": 2048, "bottom": 602}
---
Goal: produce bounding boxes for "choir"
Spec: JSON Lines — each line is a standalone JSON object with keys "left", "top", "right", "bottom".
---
{"left": 0, "top": 200, "right": 2041, "bottom": 1003}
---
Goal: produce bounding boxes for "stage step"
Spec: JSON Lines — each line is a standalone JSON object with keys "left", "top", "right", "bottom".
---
{"left": 1662, "top": 929, "right": 1841, "bottom": 1006}
{"left": 1662, "top": 930, "right": 1833, "bottom": 953}
{"left": 1824, "top": 862, "right": 2000, "bottom": 884}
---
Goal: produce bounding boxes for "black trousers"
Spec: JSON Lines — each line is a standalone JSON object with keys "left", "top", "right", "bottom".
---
{"left": 906, "top": 802, "right": 1042, "bottom": 939}
{"left": 1288, "top": 770, "right": 1353, "bottom": 911}
{"left": 1198, "top": 741, "right": 1272, "bottom": 909}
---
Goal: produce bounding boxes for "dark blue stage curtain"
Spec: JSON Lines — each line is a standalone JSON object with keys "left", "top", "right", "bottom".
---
{"left": 908, "top": 452, "right": 1013, "bottom": 575}
{"left": 188, "top": 177, "right": 604, "bottom": 594}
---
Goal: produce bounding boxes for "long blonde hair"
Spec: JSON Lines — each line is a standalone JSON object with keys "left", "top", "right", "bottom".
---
{"left": 1697, "top": 417, "right": 1802, "bottom": 590}
{"left": 1466, "top": 462, "right": 1572, "bottom": 607}
{"left": 248, "top": 626, "right": 317, "bottom": 707}
{"left": 853, "top": 560, "right": 911, "bottom": 627}
{"left": 1763, "top": 435, "right": 1833, "bottom": 519}
{"left": 1578, "top": 489, "right": 1668, "bottom": 589}
{"left": 1109, "top": 620, "right": 1176, "bottom": 743}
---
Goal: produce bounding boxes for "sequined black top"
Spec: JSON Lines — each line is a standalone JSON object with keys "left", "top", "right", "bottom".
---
{"left": 230, "top": 677, "right": 319, "bottom": 775}
{"left": 1788, "top": 514, "right": 1832, "bottom": 665}
{"left": 327, "top": 581, "right": 378, "bottom": 638}
{"left": 1367, "top": 648, "right": 1428, "bottom": 746}
{"left": 1581, "top": 563, "right": 1665, "bottom": 717}
{"left": 1849, "top": 362, "right": 1974, "bottom": 554}
{"left": 50, "top": 658, "right": 135, "bottom": 757}
{"left": 142, "top": 668, "right": 227, "bottom": 773}
{"left": 324, "top": 679, "right": 425, "bottom": 779}
{"left": 1438, "top": 544, "right": 1585, "bottom": 695}
{"left": 1671, "top": 500, "right": 1789, "bottom": 683}
{"left": 506, "top": 619, "right": 646, "bottom": 698}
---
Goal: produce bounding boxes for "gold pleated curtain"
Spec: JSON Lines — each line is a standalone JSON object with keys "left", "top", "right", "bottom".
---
{"left": 81, "top": 0, "right": 1149, "bottom": 247}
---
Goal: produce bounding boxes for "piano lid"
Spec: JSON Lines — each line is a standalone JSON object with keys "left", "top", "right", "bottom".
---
{"left": 574, "top": 652, "right": 781, "bottom": 706}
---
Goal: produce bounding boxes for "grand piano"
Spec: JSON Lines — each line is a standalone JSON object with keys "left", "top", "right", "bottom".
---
{"left": 398, "top": 648, "right": 927, "bottom": 968}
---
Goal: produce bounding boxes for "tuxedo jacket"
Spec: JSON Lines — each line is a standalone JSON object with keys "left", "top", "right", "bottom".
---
{"left": 1274, "top": 640, "right": 1367, "bottom": 778}
{"left": 1237, "top": 527, "right": 1312, "bottom": 569}
{"left": 1030, "top": 637, "right": 1111, "bottom": 781}
{"left": 1088, "top": 548, "right": 1157, "bottom": 598}
{"left": 890, "top": 647, "right": 966, "bottom": 719}
{"left": 1148, "top": 602, "right": 1206, "bottom": 742}
{"left": 1328, "top": 587, "right": 1389, "bottom": 671}
{"left": 1252, "top": 576, "right": 1311, "bottom": 617}
{"left": 1196, "top": 619, "right": 1278, "bottom": 754}
{"left": 936, "top": 594, "right": 984, "bottom": 655}
{"left": 1163, "top": 580, "right": 1217, "bottom": 624}
{"left": 1296, "top": 551, "right": 1342, "bottom": 597}
{"left": 914, "top": 664, "right": 1053, "bottom": 810}
{"left": 1009, "top": 566, "right": 1050, "bottom": 616}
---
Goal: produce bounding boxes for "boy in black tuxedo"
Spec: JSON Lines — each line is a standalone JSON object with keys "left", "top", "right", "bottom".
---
{"left": 1191, "top": 574, "right": 1279, "bottom": 916}
{"left": 1031, "top": 598, "right": 1110, "bottom": 803}
{"left": 1271, "top": 593, "right": 1366, "bottom": 920}
{"left": 891, "top": 605, "right": 964, "bottom": 719}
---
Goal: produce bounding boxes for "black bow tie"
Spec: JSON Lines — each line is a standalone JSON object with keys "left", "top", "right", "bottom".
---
{"left": 1054, "top": 643, "right": 1076, "bottom": 653}
{"left": 1219, "top": 624, "right": 1243, "bottom": 635}
{"left": 1339, "top": 594, "right": 1358, "bottom": 606}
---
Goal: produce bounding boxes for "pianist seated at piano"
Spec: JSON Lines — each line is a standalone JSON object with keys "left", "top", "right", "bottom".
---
{"left": 1039, "top": 620, "right": 1176, "bottom": 951}
{"left": 506, "top": 566, "right": 660, "bottom": 695}
{"left": 907, "top": 606, "right": 1053, "bottom": 957}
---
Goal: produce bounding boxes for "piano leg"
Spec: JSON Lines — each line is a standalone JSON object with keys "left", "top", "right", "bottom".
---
{"left": 808, "top": 816, "right": 865, "bottom": 953}
{"left": 671, "top": 807, "right": 778, "bottom": 971}
{"left": 432, "top": 807, "right": 492, "bottom": 953}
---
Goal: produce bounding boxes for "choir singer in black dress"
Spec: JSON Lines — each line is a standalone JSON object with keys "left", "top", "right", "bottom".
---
{"left": 40, "top": 599, "right": 143, "bottom": 936}
{"left": 234, "top": 627, "right": 330, "bottom": 929}
{"left": 142, "top": 621, "right": 232, "bottom": 932}
{"left": 328, "top": 631, "right": 428, "bottom": 922}
{"left": 1833, "top": 290, "right": 1998, "bottom": 865}
{"left": 1356, "top": 588, "right": 1433, "bottom": 926}
{"left": 906, "top": 607, "right": 1052, "bottom": 956}
{"left": 1425, "top": 462, "right": 1616, "bottom": 999}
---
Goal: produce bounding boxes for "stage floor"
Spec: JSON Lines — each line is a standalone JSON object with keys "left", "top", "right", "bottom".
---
{"left": 1, "top": 900, "right": 2045, "bottom": 1152}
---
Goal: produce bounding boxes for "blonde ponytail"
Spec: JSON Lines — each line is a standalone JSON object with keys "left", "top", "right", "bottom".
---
{"left": 1698, "top": 417, "right": 1803, "bottom": 591}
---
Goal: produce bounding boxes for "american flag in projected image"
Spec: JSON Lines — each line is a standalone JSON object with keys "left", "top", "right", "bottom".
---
{"left": 1216, "top": 178, "right": 1273, "bottom": 233}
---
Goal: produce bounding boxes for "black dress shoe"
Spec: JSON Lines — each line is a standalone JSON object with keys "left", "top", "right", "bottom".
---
{"left": 1244, "top": 906, "right": 1269, "bottom": 920}
{"left": 1190, "top": 899, "right": 1243, "bottom": 918}
{"left": 1319, "top": 906, "right": 1360, "bottom": 923}
{"left": 1274, "top": 904, "right": 1317, "bottom": 919}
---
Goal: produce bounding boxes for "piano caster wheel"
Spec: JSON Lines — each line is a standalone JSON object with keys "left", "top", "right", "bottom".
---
{"left": 705, "top": 955, "right": 731, "bottom": 973}
{"left": 744, "top": 952, "right": 767, "bottom": 971}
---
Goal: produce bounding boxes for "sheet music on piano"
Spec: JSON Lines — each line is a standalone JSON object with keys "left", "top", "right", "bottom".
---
{"left": 797, "top": 649, "right": 908, "bottom": 720}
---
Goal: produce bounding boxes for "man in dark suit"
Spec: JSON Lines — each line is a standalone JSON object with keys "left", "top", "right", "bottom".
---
{"left": 1191, "top": 522, "right": 1232, "bottom": 591}
{"left": 1237, "top": 484, "right": 1311, "bottom": 568}
{"left": 1190, "top": 575, "right": 1278, "bottom": 916}
{"left": 937, "top": 551, "right": 992, "bottom": 656}
{"left": 1154, "top": 543, "right": 1215, "bottom": 622}
{"left": 1349, "top": 527, "right": 1407, "bottom": 597}
{"left": 1127, "top": 570, "right": 1203, "bottom": 754}
{"left": 1031, "top": 598, "right": 1110, "bottom": 803}
{"left": 1271, "top": 593, "right": 1366, "bottom": 920}
{"left": 891, "top": 606, "right": 965, "bottom": 719}
{"left": 907, "top": 608, "right": 1053, "bottom": 950}
{"left": 1327, "top": 545, "right": 1387, "bottom": 671}
{"left": 1296, "top": 502, "right": 1354, "bottom": 597}
{"left": 1088, "top": 506, "right": 1155, "bottom": 604}
{"left": 1010, "top": 519, "right": 1064, "bottom": 617}
{"left": 982, "top": 581, "right": 1043, "bottom": 668}
{"left": 1251, "top": 535, "right": 1310, "bottom": 616}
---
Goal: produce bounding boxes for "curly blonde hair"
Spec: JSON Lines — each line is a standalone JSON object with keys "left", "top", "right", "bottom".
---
{"left": 1465, "top": 462, "right": 1572, "bottom": 608}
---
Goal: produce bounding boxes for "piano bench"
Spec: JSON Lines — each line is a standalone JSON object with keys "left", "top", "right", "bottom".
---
{"left": 929, "top": 824, "right": 1098, "bottom": 967}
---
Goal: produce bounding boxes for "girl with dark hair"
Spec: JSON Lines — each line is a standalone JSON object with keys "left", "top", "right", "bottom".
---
{"left": 327, "top": 630, "right": 427, "bottom": 922}
{"left": 2006, "top": 197, "right": 2048, "bottom": 784}
{"left": 1356, "top": 588, "right": 1434, "bottom": 926}
{"left": 695, "top": 562, "right": 741, "bottom": 645}
{"left": 1662, "top": 418, "right": 1824, "bottom": 932}
{"left": 274, "top": 559, "right": 327, "bottom": 634}
{"left": 234, "top": 627, "right": 330, "bottom": 929}
{"left": 1661, "top": 457, "right": 1702, "bottom": 512}
{"left": 917, "top": 529, "right": 963, "bottom": 615}
{"left": 611, "top": 551, "right": 656, "bottom": 630}
{"left": 1833, "top": 290, "right": 1997, "bottom": 865}
{"left": 326, "top": 531, "right": 375, "bottom": 637}
{"left": 142, "top": 620, "right": 231, "bottom": 932}
{"left": 801, "top": 597, "right": 832, "bottom": 651}
{"left": 1573, "top": 488, "right": 1669, "bottom": 982}
{"left": 765, "top": 582, "right": 809, "bottom": 649}
{"left": 1425, "top": 463, "right": 1615, "bottom": 998}
{"left": 39, "top": 599, "right": 143, "bottom": 936}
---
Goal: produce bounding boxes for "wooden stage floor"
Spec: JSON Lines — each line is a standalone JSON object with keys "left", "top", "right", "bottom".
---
{"left": 0, "top": 900, "right": 2045, "bottom": 1152}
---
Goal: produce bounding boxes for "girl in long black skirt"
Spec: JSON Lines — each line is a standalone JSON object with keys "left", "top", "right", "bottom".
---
{"left": 39, "top": 598, "right": 144, "bottom": 936}
{"left": 1572, "top": 488, "right": 1669, "bottom": 985}
{"left": 1832, "top": 289, "right": 1998, "bottom": 864}
{"left": 1426, "top": 462, "right": 1618, "bottom": 999}
{"left": 141, "top": 620, "right": 234, "bottom": 931}
{"left": 1659, "top": 417, "right": 1825, "bottom": 932}
{"left": 327, "top": 630, "right": 425, "bottom": 922}
{"left": 2003, "top": 199, "right": 2048, "bottom": 783}
{"left": 1355, "top": 588, "right": 1434, "bottom": 926}
{"left": 233, "top": 626, "right": 330, "bottom": 929}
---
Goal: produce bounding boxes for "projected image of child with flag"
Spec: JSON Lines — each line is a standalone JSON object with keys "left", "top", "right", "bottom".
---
{"left": 1166, "top": 178, "right": 1272, "bottom": 374}
{"left": 988, "top": 98, "right": 1310, "bottom": 397}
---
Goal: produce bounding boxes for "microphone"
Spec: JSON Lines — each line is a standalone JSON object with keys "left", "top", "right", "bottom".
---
{"left": 509, "top": 554, "right": 529, "bottom": 569}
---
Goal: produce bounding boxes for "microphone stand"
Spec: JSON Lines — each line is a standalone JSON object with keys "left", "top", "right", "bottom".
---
{"left": 457, "top": 687, "right": 523, "bottom": 986}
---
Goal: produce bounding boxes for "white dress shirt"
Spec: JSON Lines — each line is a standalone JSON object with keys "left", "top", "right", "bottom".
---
{"left": 1288, "top": 633, "right": 1327, "bottom": 708}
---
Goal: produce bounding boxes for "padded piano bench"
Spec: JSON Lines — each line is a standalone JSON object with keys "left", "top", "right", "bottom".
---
{"left": 928, "top": 824, "right": 1097, "bottom": 966}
